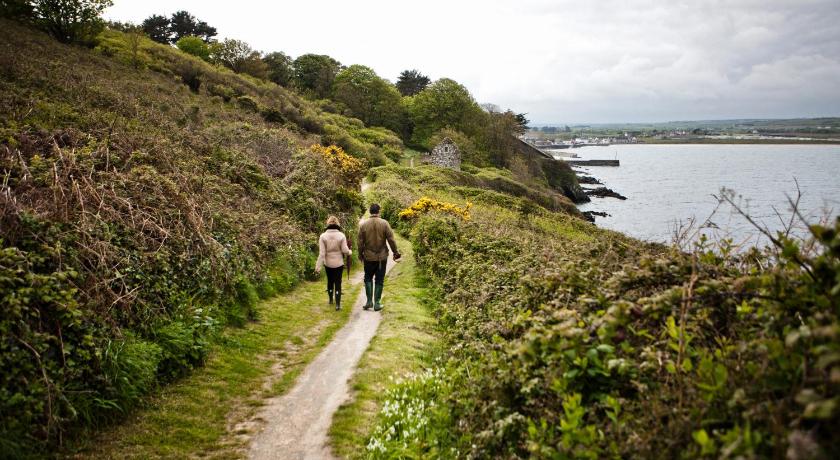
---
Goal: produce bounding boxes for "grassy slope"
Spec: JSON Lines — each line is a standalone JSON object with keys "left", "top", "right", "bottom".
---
{"left": 1, "top": 20, "right": 402, "bottom": 454}
{"left": 67, "top": 279, "right": 361, "bottom": 459}
{"left": 329, "top": 237, "right": 439, "bottom": 459}
{"left": 356, "top": 157, "right": 839, "bottom": 458}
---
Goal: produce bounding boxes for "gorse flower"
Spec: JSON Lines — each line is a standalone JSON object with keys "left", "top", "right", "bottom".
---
{"left": 398, "top": 197, "right": 472, "bottom": 221}
{"left": 310, "top": 144, "right": 367, "bottom": 187}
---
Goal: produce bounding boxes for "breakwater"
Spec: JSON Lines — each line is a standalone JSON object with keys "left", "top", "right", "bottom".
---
{"left": 565, "top": 159, "right": 620, "bottom": 166}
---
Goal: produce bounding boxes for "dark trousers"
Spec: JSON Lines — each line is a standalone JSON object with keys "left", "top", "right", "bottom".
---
{"left": 363, "top": 260, "right": 387, "bottom": 285}
{"left": 325, "top": 266, "right": 344, "bottom": 293}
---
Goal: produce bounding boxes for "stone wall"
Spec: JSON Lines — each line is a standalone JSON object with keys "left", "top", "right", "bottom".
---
{"left": 428, "top": 137, "right": 461, "bottom": 170}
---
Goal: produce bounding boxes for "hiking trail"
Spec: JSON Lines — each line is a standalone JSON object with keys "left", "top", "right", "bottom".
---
{"left": 246, "top": 255, "right": 396, "bottom": 460}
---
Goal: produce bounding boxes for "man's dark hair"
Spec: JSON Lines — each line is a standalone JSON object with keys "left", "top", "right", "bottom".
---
{"left": 369, "top": 203, "right": 381, "bottom": 215}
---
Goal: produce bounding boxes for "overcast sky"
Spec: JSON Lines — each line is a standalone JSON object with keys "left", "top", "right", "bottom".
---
{"left": 105, "top": 0, "right": 840, "bottom": 124}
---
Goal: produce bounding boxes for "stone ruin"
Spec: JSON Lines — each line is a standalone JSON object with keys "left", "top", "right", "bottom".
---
{"left": 428, "top": 137, "right": 461, "bottom": 170}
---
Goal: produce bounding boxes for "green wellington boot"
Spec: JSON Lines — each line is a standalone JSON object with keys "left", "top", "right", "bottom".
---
{"left": 373, "top": 283, "right": 384, "bottom": 311}
{"left": 334, "top": 290, "right": 342, "bottom": 311}
{"left": 363, "top": 282, "right": 373, "bottom": 310}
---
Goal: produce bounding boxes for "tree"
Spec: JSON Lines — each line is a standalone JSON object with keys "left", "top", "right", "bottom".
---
{"left": 293, "top": 54, "right": 342, "bottom": 99}
{"left": 210, "top": 38, "right": 267, "bottom": 78}
{"left": 396, "top": 69, "right": 430, "bottom": 96}
{"left": 1, "top": 0, "right": 35, "bottom": 19}
{"left": 125, "top": 24, "right": 144, "bottom": 69}
{"left": 176, "top": 35, "right": 210, "bottom": 61}
{"left": 409, "top": 78, "right": 486, "bottom": 147}
{"left": 483, "top": 110, "right": 524, "bottom": 167}
{"left": 210, "top": 38, "right": 253, "bottom": 69}
{"left": 192, "top": 21, "right": 216, "bottom": 42}
{"left": 332, "top": 64, "right": 404, "bottom": 133}
{"left": 141, "top": 14, "right": 169, "bottom": 44}
{"left": 262, "top": 51, "right": 293, "bottom": 86}
{"left": 31, "top": 0, "right": 112, "bottom": 44}
{"left": 236, "top": 51, "right": 269, "bottom": 79}
{"left": 514, "top": 112, "right": 529, "bottom": 134}
{"left": 106, "top": 19, "right": 136, "bottom": 32}
{"left": 169, "top": 10, "right": 216, "bottom": 43}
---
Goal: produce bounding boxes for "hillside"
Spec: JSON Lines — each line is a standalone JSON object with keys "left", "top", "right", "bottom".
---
{"left": 0, "top": 19, "right": 400, "bottom": 454}
{"left": 0, "top": 17, "right": 588, "bottom": 455}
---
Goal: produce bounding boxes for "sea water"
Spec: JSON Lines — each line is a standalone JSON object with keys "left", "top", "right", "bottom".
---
{"left": 570, "top": 144, "right": 840, "bottom": 246}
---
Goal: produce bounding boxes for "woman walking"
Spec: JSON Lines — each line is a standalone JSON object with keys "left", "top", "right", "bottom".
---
{"left": 315, "top": 216, "right": 352, "bottom": 310}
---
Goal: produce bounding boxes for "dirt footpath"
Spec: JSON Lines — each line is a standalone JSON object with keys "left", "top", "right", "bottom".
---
{"left": 247, "top": 257, "right": 396, "bottom": 460}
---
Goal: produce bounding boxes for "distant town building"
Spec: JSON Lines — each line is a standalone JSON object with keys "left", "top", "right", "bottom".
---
{"left": 428, "top": 137, "right": 461, "bottom": 170}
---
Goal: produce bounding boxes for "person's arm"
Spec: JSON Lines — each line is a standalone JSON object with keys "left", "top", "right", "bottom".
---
{"left": 385, "top": 223, "right": 401, "bottom": 260}
{"left": 341, "top": 234, "right": 351, "bottom": 256}
{"left": 315, "top": 235, "right": 325, "bottom": 273}
{"left": 357, "top": 226, "right": 365, "bottom": 262}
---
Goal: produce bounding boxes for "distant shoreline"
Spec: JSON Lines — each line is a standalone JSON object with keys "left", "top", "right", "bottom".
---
{"left": 636, "top": 138, "right": 840, "bottom": 145}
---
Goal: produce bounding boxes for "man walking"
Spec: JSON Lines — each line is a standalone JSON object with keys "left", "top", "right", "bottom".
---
{"left": 357, "top": 203, "right": 401, "bottom": 311}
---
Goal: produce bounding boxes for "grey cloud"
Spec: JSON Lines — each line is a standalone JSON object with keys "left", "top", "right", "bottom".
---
{"left": 106, "top": 0, "right": 840, "bottom": 123}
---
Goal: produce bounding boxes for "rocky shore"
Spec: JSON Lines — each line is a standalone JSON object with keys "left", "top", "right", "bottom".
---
{"left": 581, "top": 210, "right": 611, "bottom": 222}
{"left": 584, "top": 187, "right": 627, "bottom": 200}
{"left": 572, "top": 167, "right": 626, "bottom": 221}
{"left": 577, "top": 175, "right": 602, "bottom": 184}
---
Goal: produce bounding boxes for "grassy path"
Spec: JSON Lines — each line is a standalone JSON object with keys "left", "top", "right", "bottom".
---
{"left": 329, "top": 236, "right": 440, "bottom": 458}
{"left": 65, "top": 231, "right": 437, "bottom": 459}
{"left": 68, "top": 278, "right": 361, "bottom": 459}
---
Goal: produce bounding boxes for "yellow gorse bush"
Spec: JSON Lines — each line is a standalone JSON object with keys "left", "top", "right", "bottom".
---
{"left": 398, "top": 197, "right": 472, "bottom": 221}
{"left": 310, "top": 144, "right": 367, "bottom": 187}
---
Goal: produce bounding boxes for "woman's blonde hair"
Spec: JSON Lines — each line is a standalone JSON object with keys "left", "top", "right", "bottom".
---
{"left": 326, "top": 215, "right": 340, "bottom": 227}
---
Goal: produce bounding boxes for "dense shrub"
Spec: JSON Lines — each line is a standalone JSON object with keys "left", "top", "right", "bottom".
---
{"left": 207, "top": 83, "right": 236, "bottom": 101}
{"left": 366, "top": 165, "right": 840, "bottom": 458}
{"left": 175, "top": 59, "right": 203, "bottom": 92}
{"left": 175, "top": 35, "right": 210, "bottom": 61}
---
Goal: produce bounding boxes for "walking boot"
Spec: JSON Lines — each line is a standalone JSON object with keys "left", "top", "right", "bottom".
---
{"left": 363, "top": 282, "right": 373, "bottom": 310}
{"left": 335, "top": 290, "right": 341, "bottom": 311}
{"left": 327, "top": 288, "right": 334, "bottom": 305}
{"left": 373, "top": 283, "right": 384, "bottom": 311}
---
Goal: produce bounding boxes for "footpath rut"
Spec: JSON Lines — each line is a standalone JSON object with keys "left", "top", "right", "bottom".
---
{"left": 247, "top": 256, "right": 396, "bottom": 460}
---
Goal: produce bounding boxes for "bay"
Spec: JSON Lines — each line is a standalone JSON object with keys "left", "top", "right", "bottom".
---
{"left": 569, "top": 144, "right": 840, "bottom": 246}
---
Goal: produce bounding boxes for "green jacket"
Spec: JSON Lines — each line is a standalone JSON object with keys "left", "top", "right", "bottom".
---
{"left": 357, "top": 215, "right": 399, "bottom": 262}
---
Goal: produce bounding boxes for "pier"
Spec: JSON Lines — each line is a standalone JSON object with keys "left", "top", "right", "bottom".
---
{"left": 564, "top": 159, "right": 620, "bottom": 166}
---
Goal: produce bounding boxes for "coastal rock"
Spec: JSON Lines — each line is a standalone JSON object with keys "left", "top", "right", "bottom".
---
{"left": 585, "top": 187, "right": 627, "bottom": 200}
{"left": 562, "top": 184, "right": 590, "bottom": 203}
{"left": 577, "top": 175, "right": 602, "bottom": 184}
{"left": 582, "top": 210, "right": 611, "bottom": 222}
